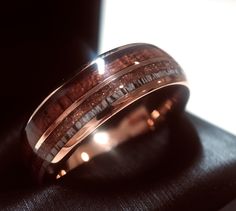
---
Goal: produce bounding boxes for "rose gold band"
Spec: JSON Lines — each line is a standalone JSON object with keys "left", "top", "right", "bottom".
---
{"left": 23, "top": 43, "right": 189, "bottom": 183}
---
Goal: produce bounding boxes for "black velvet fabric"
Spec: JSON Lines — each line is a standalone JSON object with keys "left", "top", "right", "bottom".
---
{"left": 0, "top": 113, "right": 236, "bottom": 210}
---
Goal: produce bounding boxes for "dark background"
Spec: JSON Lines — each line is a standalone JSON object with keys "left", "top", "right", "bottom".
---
{"left": 0, "top": 1, "right": 100, "bottom": 130}
{"left": 0, "top": 1, "right": 236, "bottom": 210}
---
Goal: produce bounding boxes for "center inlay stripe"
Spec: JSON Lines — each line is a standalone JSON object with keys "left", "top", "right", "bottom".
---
{"left": 34, "top": 56, "right": 171, "bottom": 151}
{"left": 36, "top": 59, "right": 183, "bottom": 159}
{"left": 45, "top": 68, "right": 183, "bottom": 162}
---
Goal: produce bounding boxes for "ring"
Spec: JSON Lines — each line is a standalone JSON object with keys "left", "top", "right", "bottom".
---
{"left": 23, "top": 43, "right": 190, "bottom": 183}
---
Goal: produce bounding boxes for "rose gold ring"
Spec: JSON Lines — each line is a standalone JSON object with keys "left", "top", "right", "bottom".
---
{"left": 23, "top": 43, "right": 189, "bottom": 183}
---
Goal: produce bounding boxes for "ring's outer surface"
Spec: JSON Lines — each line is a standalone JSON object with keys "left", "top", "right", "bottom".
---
{"left": 23, "top": 43, "right": 189, "bottom": 183}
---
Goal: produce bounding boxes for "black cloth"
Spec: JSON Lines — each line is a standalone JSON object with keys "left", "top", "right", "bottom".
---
{"left": 0, "top": 112, "right": 236, "bottom": 210}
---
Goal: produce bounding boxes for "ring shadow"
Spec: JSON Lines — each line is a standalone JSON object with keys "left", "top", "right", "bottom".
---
{"left": 59, "top": 112, "right": 202, "bottom": 193}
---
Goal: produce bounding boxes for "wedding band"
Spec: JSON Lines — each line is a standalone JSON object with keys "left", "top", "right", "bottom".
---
{"left": 23, "top": 43, "right": 190, "bottom": 183}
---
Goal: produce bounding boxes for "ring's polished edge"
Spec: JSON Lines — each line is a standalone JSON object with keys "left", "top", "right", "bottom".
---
{"left": 23, "top": 43, "right": 190, "bottom": 183}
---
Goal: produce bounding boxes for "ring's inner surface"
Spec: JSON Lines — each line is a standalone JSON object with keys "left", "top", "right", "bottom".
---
{"left": 53, "top": 85, "right": 189, "bottom": 179}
